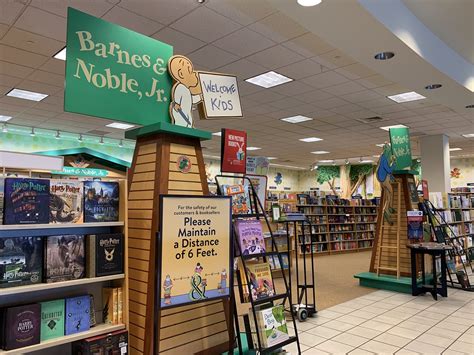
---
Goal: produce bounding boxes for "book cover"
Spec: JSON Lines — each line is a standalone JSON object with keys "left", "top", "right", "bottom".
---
{"left": 244, "top": 262, "right": 275, "bottom": 301}
{"left": 0, "top": 236, "right": 43, "bottom": 288}
{"left": 65, "top": 295, "right": 91, "bottom": 335}
{"left": 40, "top": 299, "right": 65, "bottom": 341}
{"left": 222, "top": 184, "right": 250, "bottom": 214}
{"left": 117, "top": 287, "right": 123, "bottom": 324}
{"left": 50, "top": 180, "right": 83, "bottom": 224}
{"left": 89, "top": 294, "right": 97, "bottom": 327}
{"left": 407, "top": 211, "right": 423, "bottom": 240}
{"left": 84, "top": 181, "right": 119, "bottom": 222}
{"left": 235, "top": 219, "right": 266, "bottom": 256}
{"left": 72, "top": 329, "right": 128, "bottom": 355}
{"left": 4, "top": 178, "right": 50, "bottom": 224}
{"left": 102, "top": 287, "right": 117, "bottom": 325}
{"left": 3, "top": 304, "right": 41, "bottom": 350}
{"left": 256, "top": 305, "right": 289, "bottom": 348}
{"left": 87, "top": 233, "right": 124, "bottom": 277}
{"left": 44, "top": 235, "right": 85, "bottom": 283}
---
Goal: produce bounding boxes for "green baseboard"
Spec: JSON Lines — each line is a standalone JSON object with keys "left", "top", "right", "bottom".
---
{"left": 354, "top": 272, "right": 413, "bottom": 294}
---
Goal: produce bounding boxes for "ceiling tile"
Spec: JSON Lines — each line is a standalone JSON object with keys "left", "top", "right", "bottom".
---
{"left": 152, "top": 27, "right": 205, "bottom": 55}
{"left": 248, "top": 12, "right": 307, "bottom": 43}
{"left": 28, "top": 70, "right": 64, "bottom": 87}
{"left": 248, "top": 90, "right": 285, "bottom": 104}
{"left": 237, "top": 80, "right": 263, "bottom": 96}
{"left": 269, "top": 97, "right": 304, "bottom": 110}
{"left": 314, "top": 49, "right": 356, "bottom": 69}
{"left": 119, "top": 0, "right": 199, "bottom": 25}
{"left": 277, "top": 59, "right": 322, "bottom": 80}
{"left": 17, "top": 79, "right": 62, "bottom": 96}
{"left": 31, "top": 0, "right": 114, "bottom": 17}
{"left": 246, "top": 45, "right": 305, "bottom": 69}
{"left": 216, "top": 59, "right": 266, "bottom": 80}
{"left": 283, "top": 33, "right": 334, "bottom": 58}
{"left": 330, "top": 103, "right": 364, "bottom": 115}
{"left": 1, "top": 27, "right": 64, "bottom": 57}
{"left": 15, "top": 6, "right": 67, "bottom": 42}
{"left": 322, "top": 81, "right": 367, "bottom": 96}
{"left": 0, "top": 24, "right": 9, "bottom": 37}
{"left": 102, "top": 6, "right": 164, "bottom": 36}
{"left": 302, "top": 71, "right": 349, "bottom": 89}
{"left": 0, "top": 44, "right": 48, "bottom": 68}
{"left": 205, "top": 0, "right": 276, "bottom": 26}
{"left": 171, "top": 7, "right": 241, "bottom": 42}
{"left": 0, "top": 1, "right": 26, "bottom": 25}
{"left": 341, "top": 90, "right": 381, "bottom": 103}
{"left": 0, "top": 74, "right": 22, "bottom": 87}
{"left": 188, "top": 45, "right": 238, "bottom": 70}
{"left": 39, "top": 58, "right": 65, "bottom": 75}
{"left": 214, "top": 28, "right": 275, "bottom": 57}
{"left": 314, "top": 97, "right": 350, "bottom": 110}
{"left": 271, "top": 81, "right": 314, "bottom": 97}
{"left": 335, "top": 63, "right": 376, "bottom": 80}
{"left": 356, "top": 74, "right": 393, "bottom": 89}
{"left": 297, "top": 89, "right": 334, "bottom": 104}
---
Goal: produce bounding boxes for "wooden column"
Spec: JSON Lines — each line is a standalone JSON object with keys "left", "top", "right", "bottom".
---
{"left": 126, "top": 133, "right": 232, "bottom": 354}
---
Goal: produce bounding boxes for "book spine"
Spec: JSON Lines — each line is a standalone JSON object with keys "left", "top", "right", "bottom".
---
{"left": 113, "top": 288, "right": 118, "bottom": 325}
{"left": 86, "top": 235, "right": 96, "bottom": 278}
{"left": 102, "top": 288, "right": 115, "bottom": 324}
{"left": 117, "top": 287, "right": 123, "bottom": 324}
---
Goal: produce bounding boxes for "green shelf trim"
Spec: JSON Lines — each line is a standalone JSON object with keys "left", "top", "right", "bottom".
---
{"left": 125, "top": 121, "right": 212, "bottom": 140}
{"left": 35, "top": 147, "right": 132, "bottom": 168}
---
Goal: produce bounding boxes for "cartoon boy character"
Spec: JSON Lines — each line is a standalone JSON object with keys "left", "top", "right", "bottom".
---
{"left": 168, "top": 55, "right": 202, "bottom": 128}
{"left": 219, "top": 268, "right": 227, "bottom": 293}
{"left": 163, "top": 274, "right": 173, "bottom": 305}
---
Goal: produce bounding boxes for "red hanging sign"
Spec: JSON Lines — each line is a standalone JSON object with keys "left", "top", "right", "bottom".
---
{"left": 220, "top": 128, "right": 247, "bottom": 174}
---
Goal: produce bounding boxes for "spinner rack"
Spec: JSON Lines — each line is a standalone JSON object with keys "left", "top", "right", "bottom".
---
{"left": 215, "top": 174, "right": 301, "bottom": 354}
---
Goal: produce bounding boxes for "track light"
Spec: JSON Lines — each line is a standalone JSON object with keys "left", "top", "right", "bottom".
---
{"left": 55, "top": 130, "right": 60, "bottom": 139}
{"left": 99, "top": 136, "right": 104, "bottom": 145}
{"left": 78, "top": 134, "right": 83, "bottom": 142}
{"left": 2, "top": 124, "right": 7, "bottom": 133}
{"left": 30, "top": 127, "right": 35, "bottom": 137}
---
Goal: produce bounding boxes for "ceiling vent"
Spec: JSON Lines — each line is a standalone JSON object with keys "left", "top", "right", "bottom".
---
{"left": 355, "top": 116, "right": 384, "bottom": 124}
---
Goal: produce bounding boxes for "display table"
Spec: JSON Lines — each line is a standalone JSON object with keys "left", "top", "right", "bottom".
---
{"left": 408, "top": 243, "right": 452, "bottom": 300}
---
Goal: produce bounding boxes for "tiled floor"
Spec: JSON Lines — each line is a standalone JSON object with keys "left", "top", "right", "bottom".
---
{"left": 284, "top": 289, "right": 474, "bottom": 354}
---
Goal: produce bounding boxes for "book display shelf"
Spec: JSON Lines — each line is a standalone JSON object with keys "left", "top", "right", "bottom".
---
{"left": 0, "top": 178, "right": 128, "bottom": 354}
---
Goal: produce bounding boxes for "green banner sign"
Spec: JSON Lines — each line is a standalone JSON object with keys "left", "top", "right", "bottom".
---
{"left": 64, "top": 8, "right": 173, "bottom": 126}
{"left": 389, "top": 127, "right": 412, "bottom": 170}
{"left": 52, "top": 166, "right": 109, "bottom": 177}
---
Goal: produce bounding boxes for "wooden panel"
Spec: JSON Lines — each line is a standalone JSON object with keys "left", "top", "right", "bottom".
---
{"left": 130, "top": 289, "right": 148, "bottom": 305}
{"left": 130, "top": 181, "right": 155, "bottom": 191}
{"left": 129, "top": 311, "right": 146, "bottom": 327}
{"left": 169, "top": 162, "right": 200, "bottom": 174}
{"left": 169, "top": 153, "right": 198, "bottom": 165}
{"left": 160, "top": 312, "right": 226, "bottom": 339}
{"left": 161, "top": 302, "right": 224, "bottom": 327}
{"left": 170, "top": 143, "right": 197, "bottom": 156}
{"left": 129, "top": 238, "right": 150, "bottom": 250}
{"left": 129, "top": 191, "right": 154, "bottom": 201}
{"left": 136, "top": 153, "right": 156, "bottom": 164}
{"left": 129, "top": 279, "right": 148, "bottom": 293}
{"left": 132, "top": 172, "right": 155, "bottom": 182}
{"left": 130, "top": 300, "right": 147, "bottom": 316}
{"left": 168, "top": 189, "right": 203, "bottom": 196}
{"left": 129, "top": 200, "right": 154, "bottom": 209}
{"left": 128, "top": 219, "right": 152, "bottom": 229}
{"left": 134, "top": 162, "right": 156, "bottom": 173}
{"left": 129, "top": 258, "right": 149, "bottom": 272}
{"left": 129, "top": 228, "right": 151, "bottom": 240}
{"left": 129, "top": 268, "right": 149, "bottom": 283}
{"left": 160, "top": 331, "right": 228, "bottom": 355}
{"left": 128, "top": 209, "right": 153, "bottom": 219}
{"left": 168, "top": 181, "right": 202, "bottom": 191}
{"left": 130, "top": 335, "right": 145, "bottom": 351}
{"left": 129, "top": 323, "right": 146, "bottom": 340}
{"left": 138, "top": 143, "right": 157, "bottom": 155}
{"left": 169, "top": 171, "right": 201, "bottom": 182}
{"left": 130, "top": 346, "right": 143, "bottom": 355}
{"left": 129, "top": 248, "right": 149, "bottom": 261}
{"left": 161, "top": 300, "right": 222, "bottom": 317}
{"left": 160, "top": 321, "right": 228, "bottom": 351}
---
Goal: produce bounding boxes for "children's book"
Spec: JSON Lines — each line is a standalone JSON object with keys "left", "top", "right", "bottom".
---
{"left": 2, "top": 304, "right": 41, "bottom": 350}
{"left": 50, "top": 180, "right": 83, "bottom": 224}
{"left": 86, "top": 233, "right": 124, "bottom": 277}
{"left": 65, "top": 295, "right": 90, "bottom": 335}
{"left": 40, "top": 299, "right": 65, "bottom": 341}
{"left": 235, "top": 219, "right": 265, "bottom": 256}
{"left": 44, "top": 235, "right": 85, "bottom": 283}
{"left": 222, "top": 184, "right": 251, "bottom": 214}
{"left": 84, "top": 181, "right": 119, "bottom": 222}
{"left": 256, "top": 305, "right": 289, "bottom": 348}
{"left": 243, "top": 262, "right": 275, "bottom": 301}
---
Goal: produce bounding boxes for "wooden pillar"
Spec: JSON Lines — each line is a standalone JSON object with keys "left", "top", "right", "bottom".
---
{"left": 126, "top": 133, "right": 232, "bottom": 354}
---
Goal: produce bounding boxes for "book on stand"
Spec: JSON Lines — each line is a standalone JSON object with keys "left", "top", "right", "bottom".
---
{"left": 65, "top": 295, "right": 91, "bottom": 335}
{"left": 44, "top": 235, "right": 85, "bottom": 283}
{"left": 235, "top": 219, "right": 265, "bottom": 256}
{"left": 222, "top": 184, "right": 251, "bottom": 214}
{"left": 253, "top": 304, "right": 289, "bottom": 349}
{"left": 40, "top": 299, "right": 65, "bottom": 341}
{"left": 86, "top": 233, "right": 124, "bottom": 277}
{"left": 84, "top": 181, "right": 119, "bottom": 222}
{"left": 1, "top": 303, "right": 41, "bottom": 350}
{"left": 50, "top": 180, "right": 83, "bottom": 224}
{"left": 242, "top": 262, "right": 275, "bottom": 301}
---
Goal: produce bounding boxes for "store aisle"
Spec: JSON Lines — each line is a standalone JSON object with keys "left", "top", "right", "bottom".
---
{"left": 284, "top": 289, "right": 473, "bottom": 354}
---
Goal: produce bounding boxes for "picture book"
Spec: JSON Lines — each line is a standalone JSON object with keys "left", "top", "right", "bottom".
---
{"left": 407, "top": 211, "right": 423, "bottom": 240}
{"left": 222, "top": 184, "right": 251, "bottom": 214}
{"left": 50, "top": 180, "right": 83, "bottom": 224}
{"left": 2, "top": 304, "right": 41, "bottom": 350}
{"left": 256, "top": 305, "right": 289, "bottom": 348}
{"left": 40, "top": 299, "right": 65, "bottom": 341}
{"left": 65, "top": 295, "right": 91, "bottom": 335}
{"left": 72, "top": 329, "right": 128, "bottom": 355}
{"left": 235, "top": 219, "right": 265, "bottom": 256}
{"left": 4, "top": 178, "right": 50, "bottom": 224}
{"left": 87, "top": 233, "right": 124, "bottom": 277}
{"left": 244, "top": 262, "right": 275, "bottom": 301}
{"left": 84, "top": 181, "right": 119, "bottom": 222}
{"left": 44, "top": 235, "right": 85, "bottom": 283}
{"left": 0, "top": 236, "right": 43, "bottom": 288}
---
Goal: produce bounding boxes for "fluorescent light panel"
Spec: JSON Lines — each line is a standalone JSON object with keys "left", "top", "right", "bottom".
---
{"left": 53, "top": 47, "right": 66, "bottom": 60}
{"left": 106, "top": 122, "right": 135, "bottom": 129}
{"left": 462, "top": 133, "right": 474, "bottom": 138}
{"left": 7, "top": 88, "right": 48, "bottom": 102}
{"left": 311, "top": 151, "right": 329, "bottom": 154}
{"left": 387, "top": 91, "right": 426, "bottom": 103}
{"left": 267, "top": 157, "right": 277, "bottom": 160}
{"left": 0, "top": 115, "right": 12, "bottom": 122}
{"left": 380, "top": 124, "right": 408, "bottom": 131}
{"left": 281, "top": 115, "right": 313, "bottom": 124}
{"left": 319, "top": 160, "right": 334, "bottom": 163}
{"left": 300, "top": 137, "right": 323, "bottom": 142}
{"left": 450, "top": 147, "right": 462, "bottom": 151}
{"left": 247, "top": 147, "right": 261, "bottom": 151}
{"left": 212, "top": 131, "right": 222, "bottom": 136}
{"left": 245, "top": 71, "right": 293, "bottom": 88}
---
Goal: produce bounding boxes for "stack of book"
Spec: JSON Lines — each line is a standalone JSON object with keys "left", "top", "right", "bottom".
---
{"left": 250, "top": 304, "right": 290, "bottom": 349}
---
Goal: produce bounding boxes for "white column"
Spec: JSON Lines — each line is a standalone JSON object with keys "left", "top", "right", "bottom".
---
{"left": 420, "top": 134, "right": 450, "bottom": 192}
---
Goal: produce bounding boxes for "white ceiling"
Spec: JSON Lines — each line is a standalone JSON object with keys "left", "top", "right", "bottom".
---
{"left": 0, "top": 0, "right": 473, "bottom": 169}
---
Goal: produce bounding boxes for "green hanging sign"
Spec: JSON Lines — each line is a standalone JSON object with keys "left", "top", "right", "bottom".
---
{"left": 64, "top": 7, "right": 173, "bottom": 126}
{"left": 52, "top": 166, "right": 109, "bottom": 177}
{"left": 389, "top": 127, "right": 412, "bottom": 170}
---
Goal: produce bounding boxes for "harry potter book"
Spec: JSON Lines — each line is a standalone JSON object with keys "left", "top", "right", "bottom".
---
{"left": 40, "top": 299, "right": 65, "bottom": 341}
{"left": 83, "top": 181, "right": 119, "bottom": 222}
{"left": 86, "top": 233, "right": 124, "bottom": 277}
{"left": 72, "top": 329, "right": 128, "bottom": 355}
{"left": 44, "top": 235, "right": 85, "bottom": 283}
{"left": 65, "top": 295, "right": 90, "bottom": 335}
{"left": 235, "top": 219, "right": 265, "bottom": 256}
{"left": 2, "top": 303, "right": 41, "bottom": 350}
{"left": 102, "top": 287, "right": 118, "bottom": 325}
{"left": 0, "top": 236, "right": 43, "bottom": 288}
{"left": 4, "top": 178, "right": 50, "bottom": 224}
{"left": 50, "top": 180, "right": 83, "bottom": 224}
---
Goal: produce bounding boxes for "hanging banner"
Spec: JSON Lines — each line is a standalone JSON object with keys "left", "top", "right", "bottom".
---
{"left": 65, "top": 8, "right": 173, "bottom": 126}
{"left": 198, "top": 72, "right": 242, "bottom": 119}
{"left": 158, "top": 195, "right": 232, "bottom": 308}
{"left": 246, "top": 156, "right": 270, "bottom": 175}
{"left": 220, "top": 128, "right": 247, "bottom": 174}
{"left": 389, "top": 127, "right": 412, "bottom": 170}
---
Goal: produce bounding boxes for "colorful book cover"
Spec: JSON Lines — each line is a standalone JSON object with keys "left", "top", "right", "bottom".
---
{"left": 3, "top": 304, "right": 41, "bottom": 350}
{"left": 87, "top": 233, "right": 124, "bottom": 277}
{"left": 407, "top": 211, "right": 424, "bottom": 240}
{"left": 65, "top": 295, "right": 91, "bottom": 335}
{"left": 102, "top": 287, "right": 118, "bottom": 325}
{"left": 71, "top": 329, "right": 128, "bottom": 354}
{"left": 44, "top": 235, "right": 85, "bottom": 283}
{"left": 256, "top": 305, "right": 289, "bottom": 348}
{"left": 222, "top": 184, "right": 251, "bottom": 214}
{"left": 40, "top": 299, "right": 65, "bottom": 341}
{"left": 0, "top": 236, "right": 43, "bottom": 288}
{"left": 235, "top": 219, "right": 265, "bottom": 256}
{"left": 84, "top": 181, "right": 119, "bottom": 222}
{"left": 4, "top": 178, "right": 50, "bottom": 224}
{"left": 244, "top": 262, "right": 275, "bottom": 301}
{"left": 50, "top": 180, "right": 83, "bottom": 224}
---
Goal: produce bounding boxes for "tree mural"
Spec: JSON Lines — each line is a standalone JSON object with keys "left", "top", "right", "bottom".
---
{"left": 316, "top": 166, "right": 340, "bottom": 196}
{"left": 349, "top": 164, "right": 374, "bottom": 196}
{"left": 411, "top": 159, "right": 422, "bottom": 188}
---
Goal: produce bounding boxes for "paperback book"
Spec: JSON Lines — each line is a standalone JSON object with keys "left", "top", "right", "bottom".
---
{"left": 255, "top": 305, "right": 289, "bottom": 348}
{"left": 222, "top": 184, "right": 251, "bottom": 214}
{"left": 40, "top": 299, "right": 65, "bottom": 341}
{"left": 50, "top": 180, "right": 83, "bottom": 224}
{"left": 65, "top": 295, "right": 91, "bottom": 335}
{"left": 2, "top": 304, "right": 41, "bottom": 350}
{"left": 235, "top": 219, "right": 265, "bottom": 256}
{"left": 4, "top": 178, "right": 50, "bottom": 224}
{"left": 86, "top": 233, "right": 124, "bottom": 277}
{"left": 0, "top": 236, "right": 43, "bottom": 288}
{"left": 84, "top": 181, "right": 119, "bottom": 222}
{"left": 243, "top": 262, "right": 275, "bottom": 301}
{"left": 44, "top": 235, "right": 85, "bottom": 283}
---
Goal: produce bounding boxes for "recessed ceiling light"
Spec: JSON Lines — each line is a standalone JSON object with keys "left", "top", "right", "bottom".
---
{"left": 311, "top": 151, "right": 329, "bottom": 154}
{"left": 299, "top": 137, "right": 323, "bottom": 142}
{"left": 267, "top": 157, "right": 277, "bottom": 160}
{"left": 466, "top": 104, "right": 474, "bottom": 109}
{"left": 0, "top": 115, "right": 12, "bottom": 122}
{"left": 106, "top": 122, "right": 135, "bottom": 129}
{"left": 380, "top": 124, "right": 408, "bottom": 131}
{"left": 425, "top": 84, "right": 442, "bottom": 90}
{"left": 387, "top": 91, "right": 426, "bottom": 103}
{"left": 212, "top": 131, "right": 222, "bottom": 136}
{"left": 297, "top": 0, "right": 322, "bottom": 6}
{"left": 7, "top": 88, "right": 48, "bottom": 102}
{"left": 281, "top": 115, "right": 313, "bottom": 124}
{"left": 53, "top": 47, "right": 66, "bottom": 61}
{"left": 245, "top": 71, "right": 293, "bottom": 88}
{"left": 247, "top": 147, "right": 261, "bottom": 151}
{"left": 374, "top": 52, "right": 395, "bottom": 60}
{"left": 318, "top": 159, "right": 334, "bottom": 163}
{"left": 462, "top": 133, "right": 474, "bottom": 138}
{"left": 450, "top": 147, "right": 462, "bottom": 151}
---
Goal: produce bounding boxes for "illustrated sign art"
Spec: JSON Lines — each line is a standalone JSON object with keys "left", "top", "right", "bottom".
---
{"left": 220, "top": 128, "right": 247, "bottom": 174}
{"left": 176, "top": 155, "right": 192, "bottom": 173}
{"left": 159, "top": 196, "right": 232, "bottom": 308}
{"left": 52, "top": 166, "right": 108, "bottom": 177}
{"left": 198, "top": 72, "right": 242, "bottom": 119}
{"left": 389, "top": 127, "right": 412, "bottom": 170}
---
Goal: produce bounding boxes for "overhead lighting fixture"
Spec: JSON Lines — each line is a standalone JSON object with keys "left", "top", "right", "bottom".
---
{"left": 450, "top": 147, "right": 462, "bottom": 151}
{"left": 318, "top": 159, "right": 334, "bottom": 163}
{"left": 99, "top": 136, "right": 104, "bottom": 145}
{"left": 7, "top": 88, "right": 48, "bottom": 102}
{"left": 247, "top": 147, "right": 261, "bottom": 151}
{"left": 2, "top": 124, "right": 8, "bottom": 133}
{"left": 53, "top": 47, "right": 66, "bottom": 60}
{"left": 55, "top": 130, "right": 60, "bottom": 139}
{"left": 466, "top": 104, "right": 474, "bottom": 109}
{"left": 212, "top": 131, "right": 222, "bottom": 136}
{"left": 425, "top": 84, "right": 442, "bottom": 90}
{"left": 30, "top": 127, "right": 35, "bottom": 136}
{"left": 360, "top": 160, "right": 374, "bottom": 163}
{"left": 106, "top": 122, "right": 135, "bottom": 130}
{"left": 119, "top": 139, "right": 123, "bottom": 148}
{"left": 374, "top": 52, "right": 395, "bottom": 60}
{"left": 462, "top": 133, "right": 474, "bottom": 138}
{"left": 245, "top": 71, "right": 293, "bottom": 88}
{"left": 380, "top": 124, "right": 408, "bottom": 131}
{"left": 387, "top": 91, "right": 426, "bottom": 103}
{"left": 0, "top": 115, "right": 12, "bottom": 122}
{"left": 297, "top": 0, "right": 322, "bottom": 6}
{"left": 281, "top": 115, "right": 313, "bottom": 124}
{"left": 78, "top": 134, "right": 83, "bottom": 142}
{"left": 375, "top": 143, "right": 386, "bottom": 147}
{"left": 345, "top": 159, "right": 350, "bottom": 165}
{"left": 267, "top": 157, "right": 277, "bottom": 160}
{"left": 299, "top": 137, "right": 323, "bottom": 142}
{"left": 311, "top": 151, "right": 329, "bottom": 154}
